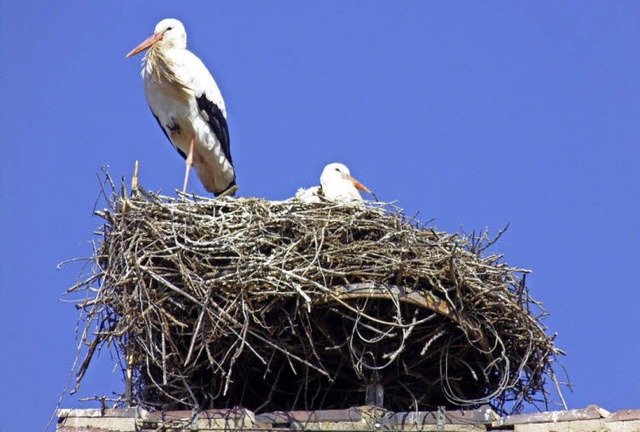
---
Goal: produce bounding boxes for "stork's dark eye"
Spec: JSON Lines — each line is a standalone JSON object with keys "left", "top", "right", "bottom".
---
{"left": 166, "top": 27, "right": 173, "bottom": 31}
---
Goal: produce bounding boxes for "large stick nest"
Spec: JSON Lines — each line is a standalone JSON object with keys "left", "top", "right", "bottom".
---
{"left": 68, "top": 181, "right": 564, "bottom": 415}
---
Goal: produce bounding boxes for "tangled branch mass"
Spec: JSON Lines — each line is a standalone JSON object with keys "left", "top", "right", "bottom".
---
{"left": 68, "top": 184, "right": 563, "bottom": 414}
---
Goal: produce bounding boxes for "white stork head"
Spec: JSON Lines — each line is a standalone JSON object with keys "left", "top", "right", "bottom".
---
{"left": 320, "top": 163, "right": 371, "bottom": 202}
{"left": 126, "top": 18, "right": 187, "bottom": 58}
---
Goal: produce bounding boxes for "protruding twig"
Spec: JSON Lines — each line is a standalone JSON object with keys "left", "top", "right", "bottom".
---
{"left": 131, "top": 160, "right": 139, "bottom": 192}
{"left": 217, "top": 184, "right": 239, "bottom": 198}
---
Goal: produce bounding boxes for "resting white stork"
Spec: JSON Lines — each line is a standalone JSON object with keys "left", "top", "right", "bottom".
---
{"left": 126, "top": 18, "right": 235, "bottom": 196}
{"left": 296, "top": 163, "right": 371, "bottom": 203}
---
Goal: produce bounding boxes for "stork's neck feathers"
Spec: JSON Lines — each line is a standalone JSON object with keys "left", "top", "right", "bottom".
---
{"left": 143, "top": 45, "right": 191, "bottom": 100}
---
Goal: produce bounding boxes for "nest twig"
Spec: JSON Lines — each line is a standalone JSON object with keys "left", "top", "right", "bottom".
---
{"left": 66, "top": 175, "right": 565, "bottom": 415}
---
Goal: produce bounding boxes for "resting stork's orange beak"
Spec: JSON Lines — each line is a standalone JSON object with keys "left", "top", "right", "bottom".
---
{"left": 345, "top": 174, "right": 371, "bottom": 193}
{"left": 126, "top": 32, "right": 163, "bottom": 58}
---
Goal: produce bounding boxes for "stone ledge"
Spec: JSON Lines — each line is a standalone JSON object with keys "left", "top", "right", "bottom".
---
{"left": 57, "top": 405, "right": 640, "bottom": 432}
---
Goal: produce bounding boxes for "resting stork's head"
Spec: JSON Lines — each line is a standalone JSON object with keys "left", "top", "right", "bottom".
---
{"left": 126, "top": 18, "right": 187, "bottom": 58}
{"left": 320, "top": 163, "right": 371, "bottom": 202}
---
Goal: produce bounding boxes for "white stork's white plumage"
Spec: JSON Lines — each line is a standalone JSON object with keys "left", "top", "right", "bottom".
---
{"left": 296, "top": 163, "right": 371, "bottom": 203}
{"left": 127, "top": 18, "right": 235, "bottom": 196}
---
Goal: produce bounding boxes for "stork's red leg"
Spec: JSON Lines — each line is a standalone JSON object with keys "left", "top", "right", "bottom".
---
{"left": 182, "top": 134, "right": 195, "bottom": 194}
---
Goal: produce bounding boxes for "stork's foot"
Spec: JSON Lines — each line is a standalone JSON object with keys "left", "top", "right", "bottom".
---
{"left": 182, "top": 134, "right": 196, "bottom": 194}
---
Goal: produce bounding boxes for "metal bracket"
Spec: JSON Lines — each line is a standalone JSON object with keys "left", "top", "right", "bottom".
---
{"left": 365, "top": 383, "right": 385, "bottom": 407}
{"left": 190, "top": 409, "right": 199, "bottom": 431}
{"left": 437, "top": 406, "right": 446, "bottom": 431}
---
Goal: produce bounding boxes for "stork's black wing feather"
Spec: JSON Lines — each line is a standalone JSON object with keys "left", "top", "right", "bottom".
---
{"left": 196, "top": 94, "right": 233, "bottom": 166}
{"left": 152, "top": 112, "right": 187, "bottom": 159}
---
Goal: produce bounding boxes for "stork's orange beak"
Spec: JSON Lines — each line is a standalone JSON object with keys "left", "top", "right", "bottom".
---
{"left": 346, "top": 174, "right": 371, "bottom": 193}
{"left": 126, "top": 32, "right": 163, "bottom": 58}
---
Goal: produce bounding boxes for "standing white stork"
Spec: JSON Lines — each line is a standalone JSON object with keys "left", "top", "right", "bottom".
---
{"left": 126, "top": 18, "right": 235, "bottom": 196}
{"left": 296, "top": 163, "right": 372, "bottom": 203}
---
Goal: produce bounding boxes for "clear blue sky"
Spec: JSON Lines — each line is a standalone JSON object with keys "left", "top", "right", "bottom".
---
{"left": 1, "top": 2, "right": 639, "bottom": 430}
